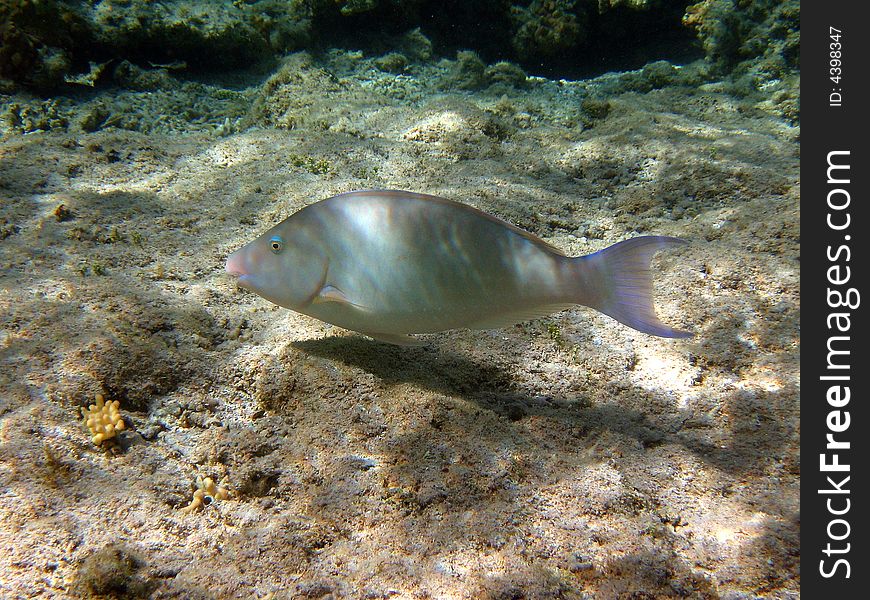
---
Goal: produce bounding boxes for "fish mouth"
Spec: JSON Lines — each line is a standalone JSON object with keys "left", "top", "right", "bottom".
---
{"left": 229, "top": 273, "right": 251, "bottom": 287}
{"left": 227, "top": 272, "right": 253, "bottom": 292}
{"left": 225, "top": 252, "right": 253, "bottom": 289}
{"left": 225, "top": 252, "right": 247, "bottom": 278}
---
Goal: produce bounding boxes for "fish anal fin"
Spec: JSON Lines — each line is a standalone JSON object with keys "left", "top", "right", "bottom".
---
{"left": 363, "top": 332, "right": 427, "bottom": 347}
{"left": 468, "top": 304, "right": 576, "bottom": 330}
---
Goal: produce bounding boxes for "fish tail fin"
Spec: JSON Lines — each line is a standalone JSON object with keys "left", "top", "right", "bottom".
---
{"left": 573, "top": 236, "right": 693, "bottom": 338}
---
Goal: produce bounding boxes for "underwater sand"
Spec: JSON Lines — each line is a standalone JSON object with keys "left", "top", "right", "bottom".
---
{"left": 0, "top": 55, "right": 799, "bottom": 598}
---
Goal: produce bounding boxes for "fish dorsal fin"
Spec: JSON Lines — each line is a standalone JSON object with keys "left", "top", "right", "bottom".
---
{"left": 314, "top": 284, "right": 368, "bottom": 310}
{"left": 468, "top": 303, "right": 577, "bottom": 330}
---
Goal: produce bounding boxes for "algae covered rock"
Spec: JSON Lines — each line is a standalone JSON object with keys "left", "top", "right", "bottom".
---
{"left": 0, "top": 0, "right": 313, "bottom": 90}
{"left": 0, "top": 0, "right": 92, "bottom": 89}
{"left": 375, "top": 52, "right": 409, "bottom": 74}
{"left": 335, "top": 0, "right": 382, "bottom": 15}
{"left": 88, "top": 0, "right": 272, "bottom": 71}
{"left": 0, "top": 0, "right": 797, "bottom": 94}
{"left": 398, "top": 27, "right": 434, "bottom": 62}
{"left": 246, "top": 52, "right": 346, "bottom": 130}
{"left": 511, "top": 0, "right": 586, "bottom": 60}
{"left": 440, "top": 52, "right": 528, "bottom": 91}
{"left": 441, "top": 50, "right": 488, "bottom": 91}
{"left": 683, "top": 0, "right": 799, "bottom": 75}
{"left": 682, "top": 0, "right": 799, "bottom": 119}
{"left": 74, "top": 544, "right": 149, "bottom": 598}
{"left": 507, "top": 0, "right": 686, "bottom": 65}
{"left": 485, "top": 61, "right": 529, "bottom": 89}
{"left": 402, "top": 99, "right": 512, "bottom": 160}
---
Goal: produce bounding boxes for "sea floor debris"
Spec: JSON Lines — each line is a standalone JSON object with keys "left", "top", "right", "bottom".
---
{"left": 0, "top": 35, "right": 798, "bottom": 600}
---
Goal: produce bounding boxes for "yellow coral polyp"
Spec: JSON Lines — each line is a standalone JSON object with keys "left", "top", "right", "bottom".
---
{"left": 180, "top": 476, "right": 230, "bottom": 514}
{"left": 82, "top": 393, "right": 125, "bottom": 445}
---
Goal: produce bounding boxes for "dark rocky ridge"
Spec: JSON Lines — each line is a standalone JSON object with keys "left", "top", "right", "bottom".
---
{"left": 2, "top": 0, "right": 797, "bottom": 91}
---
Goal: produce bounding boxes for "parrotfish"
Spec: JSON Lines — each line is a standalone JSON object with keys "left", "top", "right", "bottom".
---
{"left": 226, "top": 190, "right": 692, "bottom": 345}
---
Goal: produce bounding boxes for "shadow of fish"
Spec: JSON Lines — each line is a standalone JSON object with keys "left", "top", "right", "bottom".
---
{"left": 226, "top": 190, "right": 692, "bottom": 345}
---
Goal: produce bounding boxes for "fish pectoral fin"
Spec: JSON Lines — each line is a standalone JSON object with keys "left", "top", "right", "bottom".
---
{"left": 314, "top": 284, "right": 368, "bottom": 310}
{"left": 363, "top": 332, "right": 427, "bottom": 347}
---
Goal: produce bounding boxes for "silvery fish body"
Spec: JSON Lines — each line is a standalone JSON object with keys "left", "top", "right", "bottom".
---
{"left": 226, "top": 190, "right": 691, "bottom": 344}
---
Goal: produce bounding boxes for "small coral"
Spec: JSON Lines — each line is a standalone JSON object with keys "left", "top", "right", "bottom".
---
{"left": 180, "top": 475, "right": 230, "bottom": 513}
{"left": 82, "top": 393, "right": 125, "bottom": 445}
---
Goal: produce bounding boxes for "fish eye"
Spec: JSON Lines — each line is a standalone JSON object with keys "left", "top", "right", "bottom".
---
{"left": 269, "top": 236, "right": 283, "bottom": 254}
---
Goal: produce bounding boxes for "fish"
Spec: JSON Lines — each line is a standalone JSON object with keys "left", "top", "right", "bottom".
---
{"left": 226, "top": 190, "right": 692, "bottom": 345}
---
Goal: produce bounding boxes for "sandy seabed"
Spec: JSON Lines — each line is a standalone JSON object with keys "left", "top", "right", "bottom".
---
{"left": 0, "top": 59, "right": 799, "bottom": 599}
